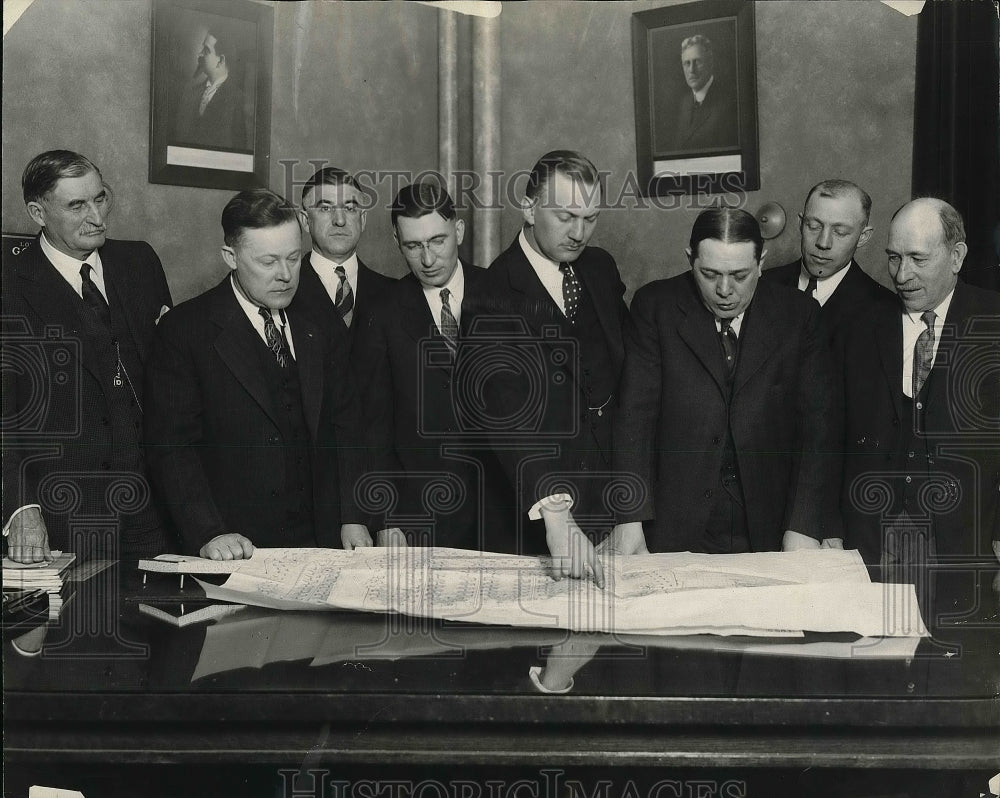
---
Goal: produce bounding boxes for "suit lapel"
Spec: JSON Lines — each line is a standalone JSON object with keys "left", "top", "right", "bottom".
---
{"left": 875, "top": 302, "right": 903, "bottom": 423}
{"left": 15, "top": 240, "right": 110, "bottom": 390}
{"left": 575, "top": 256, "right": 624, "bottom": 367}
{"left": 504, "top": 243, "right": 564, "bottom": 334}
{"left": 732, "top": 289, "right": 783, "bottom": 397}
{"left": 675, "top": 275, "right": 728, "bottom": 398}
{"left": 289, "top": 313, "right": 324, "bottom": 441}
{"left": 210, "top": 282, "right": 280, "bottom": 428}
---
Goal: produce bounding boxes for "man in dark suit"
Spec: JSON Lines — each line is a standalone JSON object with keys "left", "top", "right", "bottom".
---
{"left": 840, "top": 198, "right": 1000, "bottom": 569}
{"left": 610, "top": 208, "right": 842, "bottom": 555}
{"left": 762, "top": 179, "right": 896, "bottom": 341}
{"left": 173, "top": 31, "right": 247, "bottom": 151}
{"left": 292, "top": 167, "right": 396, "bottom": 352}
{"left": 145, "top": 189, "right": 376, "bottom": 560}
{"left": 669, "top": 34, "right": 738, "bottom": 152}
{"left": 2, "top": 150, "right": 173, "bottom": 562}
{"left": 468, "top": 150, "right": 629, "bottom": 585}
{"left": 350, "top": 182, "right": 512, "bottom": 551}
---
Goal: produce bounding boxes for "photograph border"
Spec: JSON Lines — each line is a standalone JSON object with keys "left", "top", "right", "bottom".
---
{"left": 631, "top": 0, "right": 760, "bottom": 197}
{"left": 148, "top": 0, "right": 273, "bottom": 191}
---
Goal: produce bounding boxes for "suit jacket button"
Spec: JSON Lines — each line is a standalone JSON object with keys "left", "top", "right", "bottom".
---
{"left": 916, "top": 402, "right": 923, "bottom": 410}
{"left": 712, "top": 435, "right": 721, "bottom": 445}
{"left": 271, "top": 488, "right": 280, "bottom": 497}
{"left": 703, "top": 488, "right": 713, "bottom": 499}
{"left": 908, "top": 451, "right": 915, "bottom": 459}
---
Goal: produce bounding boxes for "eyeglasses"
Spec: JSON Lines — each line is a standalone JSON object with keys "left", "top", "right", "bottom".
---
{"left": 400, "top": 235, "right": 450, "bottom": 256}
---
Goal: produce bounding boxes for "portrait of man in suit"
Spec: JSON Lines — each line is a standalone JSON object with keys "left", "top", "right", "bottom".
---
{"left": 172, "top": 28, "right": 250, "bottom": 151}
{"left": 144, "top": 189, "right": 374, "bottom": 560}
{"left": 292, "top": 167, "right": 396, "bottom": 353}
{"left": 762, "top": 179, "right": 897, "bottom": 342}
{"left": 840, "top": 198, "right": 1000, "bottom": 571}
{"left": 350, "top": 182, "right": 512, "bottom": 551}
{"left": 2, "top": 150, "right": 174, "bottom": 563}
{"left": 610, "top": 208, "right": 842, "bottom": 556}
{"left": 659, "top": 33, "right": 739, "bottom": 154}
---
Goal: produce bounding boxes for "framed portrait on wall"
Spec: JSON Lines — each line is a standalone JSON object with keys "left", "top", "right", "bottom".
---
{"left": 148, "top": 0, "right": 273, "bottom": 190}
{"left": 632, "top": 0, "right": 759, "bottom": 197}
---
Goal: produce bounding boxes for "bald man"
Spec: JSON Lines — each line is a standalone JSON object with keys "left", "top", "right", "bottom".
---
{"left": 839, "top": 198, "right": 1000, "bottom": 570}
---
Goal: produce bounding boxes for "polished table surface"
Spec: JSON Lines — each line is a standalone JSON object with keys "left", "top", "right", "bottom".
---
{"left": 4, "top": 558, "right": 999, "bottom": 776}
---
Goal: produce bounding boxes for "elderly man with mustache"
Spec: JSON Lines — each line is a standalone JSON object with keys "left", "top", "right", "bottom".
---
{"left": 2, "top": 149, "right": 175, "bottom": 563}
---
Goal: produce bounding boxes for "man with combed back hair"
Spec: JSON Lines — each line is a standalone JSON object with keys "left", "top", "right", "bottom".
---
{"left": 145, "top": 189, "right": 380, "bottom": 560}
{"left": 349, "top": 182, "right": 511, "bottom": 551}
{"left": 611, "top": 207, "right": 843, "bottom": 556}
{"left": 468, "top": 150, "right": 629, "bottom": 586}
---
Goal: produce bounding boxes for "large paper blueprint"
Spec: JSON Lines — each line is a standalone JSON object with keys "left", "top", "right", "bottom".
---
{"left": 142, "top": 547, "right": 928, "bottom": 638}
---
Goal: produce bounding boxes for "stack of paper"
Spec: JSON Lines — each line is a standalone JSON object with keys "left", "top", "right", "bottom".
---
{"left": 3, "top": 552, "right": 77, "bottom": 619}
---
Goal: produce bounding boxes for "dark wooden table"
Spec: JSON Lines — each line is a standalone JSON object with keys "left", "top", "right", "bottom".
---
{"left": 4, "top": 559, "right": 998, "bottom": 797}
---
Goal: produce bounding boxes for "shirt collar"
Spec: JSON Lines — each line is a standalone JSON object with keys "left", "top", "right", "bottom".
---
{"left": 230, "top": 273, "right": 285, "bottom": 325}
{"left": 518, "top": 227, "right": 561, "bottom": 273}
{"left": 903, "top": 287, "right": 955, "bottom": 327}
{"left": 693, "top": 74, "right": 715, "bottom": 104}
{"left": 311, "top": 249, "right": 358, "bottom": 281}
{"left": 39, "top": 231, "right": 102, "bottom": 284}
{"left": 798, "top": 259, "right": 854, "bottom": 305}
{"left": 422, "top": 259, "right": 465, "bottom": 304}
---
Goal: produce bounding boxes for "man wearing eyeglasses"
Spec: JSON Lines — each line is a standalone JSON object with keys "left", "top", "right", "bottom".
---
{"left": 348, "top": 182, "right": 511, "bottom": 550}
{"left": 762, "top": 179, "right": 896, "bottom": 342}
{"left": 2, "top": 150, "right": 174, "bottom": 563}
{"left": 293, "top": 167, "right": 396, "bottom": 353}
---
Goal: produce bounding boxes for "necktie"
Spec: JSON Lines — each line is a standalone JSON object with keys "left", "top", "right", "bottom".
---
{"left": 805, "top": 276, "right": 818, "bottom": 301}
{"left": 560, "top": 263, "right": 581, "bottom": 323}
{"left": 440, "top": 288, "right": 458, "bottom": 354}
{"left": 259, "top": 307, "right": 291, "bottom": 368}
{"left": 912, "top": 310, "right": 936, "bottom": 398}
{"left": 719, "top": 317, "right": 738, "bottom": 378}
{"left": 80, "top": 263, "right": 112, "bottom": 331}
{"left": 334, "top": 265, "right": 355, "bottom": 328}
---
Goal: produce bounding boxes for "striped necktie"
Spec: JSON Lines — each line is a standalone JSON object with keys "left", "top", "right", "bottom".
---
{"left": 440, "top": 288, "right": 458, "bottom": 353}
{"left": 334, "top": 265, "right": 355, "bottom": 327}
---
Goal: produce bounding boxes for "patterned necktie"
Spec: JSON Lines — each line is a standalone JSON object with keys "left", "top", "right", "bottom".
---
{"left": 719, "top": 317, "right": 738, "bottom": 378}
{"left": 912, "top": 310, "right": 937, "bottom": 398}
{"left": 259, "top": 307, "right": 291, "bottom": 368}
{"left": 440, "top": 288, "right": 458, "bottom": 354}
{"left": 80, "top": 263, "right": 112, "bottom": 331}
{"left": 334, "top": 265, "right": 355, "bottom": 328}
{"left": 560, "top": 262, "right": 581, "bottom": 323}
{"left": 805, "top": 276, "right": 818, "bottom": 301}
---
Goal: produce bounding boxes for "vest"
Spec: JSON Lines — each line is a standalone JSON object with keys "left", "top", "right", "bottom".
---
{"left": 256, "top": 336, "right": 316, "bottom": 546}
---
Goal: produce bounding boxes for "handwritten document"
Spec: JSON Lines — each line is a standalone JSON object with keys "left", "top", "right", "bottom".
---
{"left": 166, "top": 547, "right": 928, "bottom": 638}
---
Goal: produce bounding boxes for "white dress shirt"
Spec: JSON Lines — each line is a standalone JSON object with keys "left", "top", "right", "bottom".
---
{"left": 692, "top": 74, "right": 715, "bottom": 105}
{"left": 421, "top": 260, "right": 465, "bottom": 332}
{"left": 230, "top": 275, "right": 296, "bottom": 359}
{"left": 901, "top": 288, "right": 953, "bottom": 398}
{"left": 310, "top": 249, "right": 358, "bottom": 304}
{"left": 39, "top": 233, "right": 106, "bottom": 300}
{"left": 796, "top": 260, "right": 853, "bottom": 307}
{"left": 518, "top": 229, "right": 574, "bottom": 317}
{"left": 713, "top": 310, "right": 746, "bottom": 336}
{"left": 199, "top": 73, "right": 228, "bottom": 116}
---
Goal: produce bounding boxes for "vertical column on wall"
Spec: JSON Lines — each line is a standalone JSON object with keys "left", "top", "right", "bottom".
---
{"left": 472, "top": 14, "right": 500, "bottom": 268}
{"left": 438, "top": 9, "right": 458, "bottom": 198}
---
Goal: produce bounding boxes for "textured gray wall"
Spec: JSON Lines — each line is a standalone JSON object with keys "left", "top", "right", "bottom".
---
{"left": 497, "top": 0, "right": 918, "bottom": 296}
{"left": 3, "top": 0, "right": 916, "bottom": 303}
